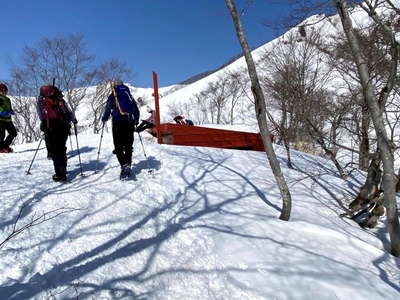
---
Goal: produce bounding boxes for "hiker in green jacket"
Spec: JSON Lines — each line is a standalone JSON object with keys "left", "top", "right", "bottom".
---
{"left": 0, "top": 83, "right": 17, "bottom": 153}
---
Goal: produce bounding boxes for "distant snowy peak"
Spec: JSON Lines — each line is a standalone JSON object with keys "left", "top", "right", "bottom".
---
{"left": 136, "top": 2, "right": 399, "bottom": 125}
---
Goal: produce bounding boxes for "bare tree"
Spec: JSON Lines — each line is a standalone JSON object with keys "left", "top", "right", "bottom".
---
{"left": 277, "top": 0, "right": 400, "bottom": 255}
{"left": 192, "top": 93, "right": 212, "bottom": 124}
{"left": 226, "top": 71, "right": 249, "bottom": 124}
{"left": 332, "top": 0, "right": 400, "bottom": 256}
{"left": 259, "top": 28, "right": 334, "bottom": 171}
{"left": 325, "top": 20, "right": 399, "bottom": 170}
{"left": 306, "top": 118, "right": 348, "bottom": 178}
{"left": 225, "top": 0, "right": 292, "bottom": 220}
{"left": 190, "top": 70, "right": 248, "bottom": 125}
{"left": 0, "top": 203, "right": 81, "bottom": 250}
{"left": 86, "top": 59, "right": 132, "bottom": 133}
{"left": 206, "top": 76, "right": 229, "bottom": 124}
{"left": 11, "top": 34, "right": 95, "bottom": 112}
{"left": 11, "top": 95, "right": 41, "bottom": 143}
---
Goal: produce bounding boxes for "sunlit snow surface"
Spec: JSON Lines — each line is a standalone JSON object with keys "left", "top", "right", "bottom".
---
{"left": 0, "top": 131, "right": 399, "bottom": 300}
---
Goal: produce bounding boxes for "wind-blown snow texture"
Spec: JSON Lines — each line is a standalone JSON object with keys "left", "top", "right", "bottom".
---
{"left": 0, "top": 132, "right": 399, "bottom": 299}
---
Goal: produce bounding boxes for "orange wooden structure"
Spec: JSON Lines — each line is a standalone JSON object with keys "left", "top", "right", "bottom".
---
{"left": 152, "top": 72, "right": 272, "bottom": 152}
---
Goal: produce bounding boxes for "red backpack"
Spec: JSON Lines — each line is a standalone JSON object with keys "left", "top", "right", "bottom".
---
{"left": 39, "top": 86, "right": 67, "bottom": 122}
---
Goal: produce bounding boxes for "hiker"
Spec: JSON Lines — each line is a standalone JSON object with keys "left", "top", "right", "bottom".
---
{"left": 37, "top": 85, "right": 77, "bottom": 182}
{"left": 137, "top": 97, "right": 144, "bottom": 105}
{"left": 173, "top": 115, "right": 194, "bottom": 126}
{"left": 101, "top": 80, "right": 140, "bottom": 179}
{"left": 0, "top": 83, "right": 17, "bottom": 153}
{"left": 136, "top": 106, "right": 157, "bottom": 137}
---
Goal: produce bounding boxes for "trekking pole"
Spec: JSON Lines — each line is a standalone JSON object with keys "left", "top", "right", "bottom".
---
{"left": 137, "top": 131, "right": 153, "bottom": 174}
{"left": 69, "top": 134, "right": 74, "bottom": 152}
{"left": 95, "top": 123, "right": 105, "bottom": 173}
{"left": 73, "top": 123, "right": 84, "bottom": 176}
{"left": 26, "top": 138, "right": 43, "bottom": 175}
{"left": 137, "top": 131, "right": 147, "bottom": 158}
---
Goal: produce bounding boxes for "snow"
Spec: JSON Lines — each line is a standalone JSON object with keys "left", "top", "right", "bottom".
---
{"left": 1, "top": 2, "right": 400, "bottom": 299}
{"left": 0, "top": 132, "right": 399, "bottom": 299}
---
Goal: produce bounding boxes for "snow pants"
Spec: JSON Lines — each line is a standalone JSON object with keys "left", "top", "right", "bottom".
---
{"left": 0, "top": 120, "right": 17, "bottom": 149}
{"left": 42, "top": 120, "right": 70, "bottom": 177}
{"left": 112, "top": 119, "right": 135, "bottom": 167}
{"left": 136, "top": 120, "right": 154, "bottom": 133}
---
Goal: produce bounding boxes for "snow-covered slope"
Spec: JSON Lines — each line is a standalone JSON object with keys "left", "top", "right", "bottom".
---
{"left": 141, "top": 3, "right": 398, "bottom": 127}
{"left": 0, "top": 132, "right": 399, "bottom": 299}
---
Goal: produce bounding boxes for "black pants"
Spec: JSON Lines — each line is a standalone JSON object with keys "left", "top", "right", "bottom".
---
{"left": 43, "top": 120, "right": 70, "bottom": 177}
{"left": 112, "top": 119, "right": 135, "bottom": 167}
{"left": 0, "top": 120, "right": 17, "bottom": 149}
{"left": 40, "top": 121, "right": 53, "bottom": 158}
{"left": 136, "top": 120, "right": 154, "bottom": 133}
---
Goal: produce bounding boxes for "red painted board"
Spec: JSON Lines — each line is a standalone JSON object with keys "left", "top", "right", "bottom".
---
{"left": 157, "top": 124, "right": 271, "bottom": 152}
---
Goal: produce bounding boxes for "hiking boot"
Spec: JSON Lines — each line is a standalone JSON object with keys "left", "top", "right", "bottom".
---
{"left": 0, "top": 147, "right": 13, "bottom": 153}
{"left": 52, "top": 174, "right": 67, "bottom": 182}
{"left": 120, "top": 164, "right": 131, "bottom": 180}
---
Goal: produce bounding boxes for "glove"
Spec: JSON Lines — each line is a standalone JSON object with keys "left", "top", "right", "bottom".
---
{"left": 0, "top": 111, "right": 15, "bottom": 117}
{"left": 73, "top": 119, "right": 78, "bottom": 124}
{"left": 40, "top": 120, "right": 47, "bottom": 132}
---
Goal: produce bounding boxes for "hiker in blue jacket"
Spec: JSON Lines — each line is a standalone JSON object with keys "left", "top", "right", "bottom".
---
{"left": 102, "top": 80, "right": 140, "bottom": 179}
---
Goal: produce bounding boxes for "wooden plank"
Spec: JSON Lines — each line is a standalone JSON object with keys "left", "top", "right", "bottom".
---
{"left": 157, "top": 124, "right": 269, "bottom": 151}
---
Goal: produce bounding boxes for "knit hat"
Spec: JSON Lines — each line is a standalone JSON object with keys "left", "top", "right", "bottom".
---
{"left": 113, "top": 79, "right": 123, "bottom": 86}
{"left": 0, "top": 83, "right": 8, "bottom": 93}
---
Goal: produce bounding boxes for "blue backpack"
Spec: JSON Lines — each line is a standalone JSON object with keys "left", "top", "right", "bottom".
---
{"left": 113, "top": 85, "right": 140, "bottom": 121}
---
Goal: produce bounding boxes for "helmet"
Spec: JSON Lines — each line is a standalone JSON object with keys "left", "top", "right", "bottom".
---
{"left": 0, "top": 83, "right": 8, "bottom": 93}
{"left": 173, "top": 115, "right": 184, "bottom": 122}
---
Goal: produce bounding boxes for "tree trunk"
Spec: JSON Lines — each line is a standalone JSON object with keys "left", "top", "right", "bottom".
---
{"left": 349, "top": 157, "right": 381, "bottom": 212}
{"left": 307, "top": 119, "right": 347, "bottom": 179}
{"left": 225, "top": 0, "right": 292, "bottom": 220}
{"left": 281, "top": 107, "right": 293, "bottom": 168}
{"left": 283, "top": 131, "right": 293, "bottom": 169}
{"left": 334, "top": 0, "right": 400, "bottom": 256}
{"left": 359, "top": 106, "right": 370, "bottom": 171}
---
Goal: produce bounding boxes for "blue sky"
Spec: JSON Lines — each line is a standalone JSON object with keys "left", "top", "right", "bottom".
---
{"left": 0, "top": 0, "right": 284, "bottom": 88}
